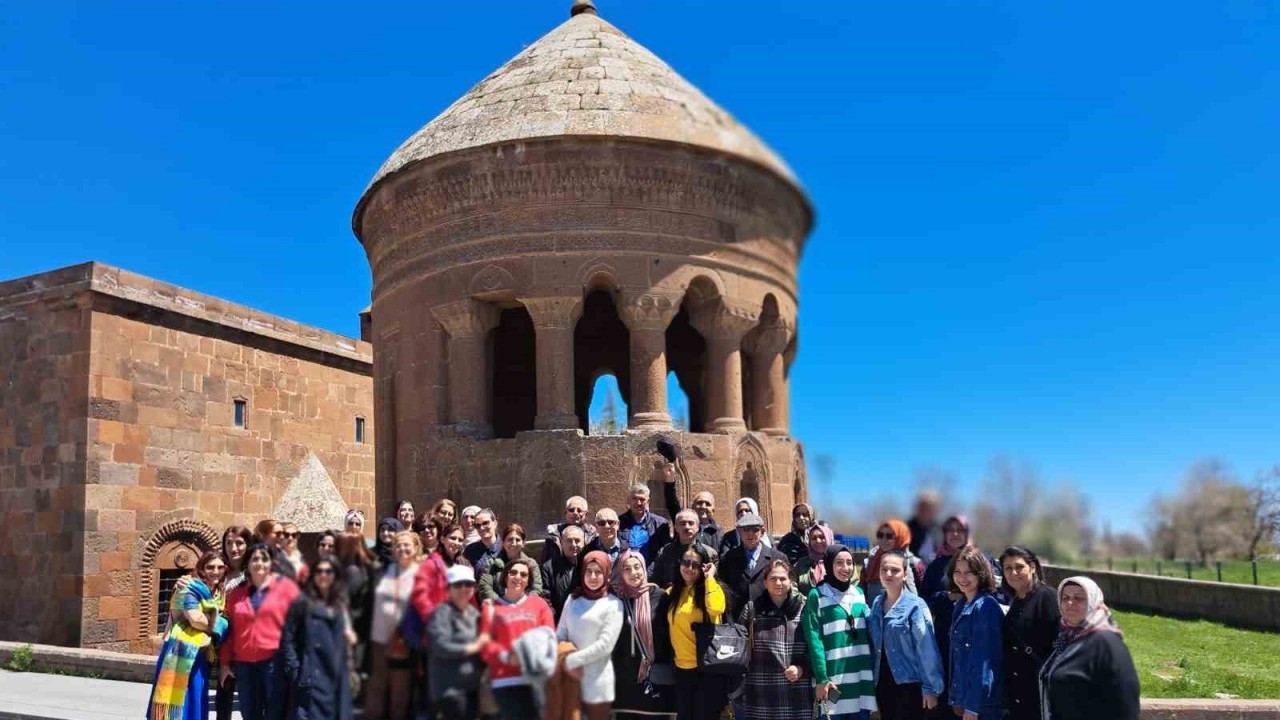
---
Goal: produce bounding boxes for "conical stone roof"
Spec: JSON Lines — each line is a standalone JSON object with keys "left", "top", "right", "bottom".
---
{"left": 365, "top": 8, "right": 797, "bottom": 192}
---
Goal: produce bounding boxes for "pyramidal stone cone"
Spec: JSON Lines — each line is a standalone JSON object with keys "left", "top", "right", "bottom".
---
{"left": 274, "top": 452, "right": 349, "bottom": 533}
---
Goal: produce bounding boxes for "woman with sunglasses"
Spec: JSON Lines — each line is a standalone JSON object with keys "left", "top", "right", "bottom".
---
{"left": 662, "top": 543, "right": 729, "bottom": 720}
{"left": 479, "top": 557, "right": 556, "bottom": 720}
{"left": 428, "top": 565, "right": 489, "bottom": 720}
{"left": 147, "top": 550, "right": 228, "bottom": 720}
{"left": 862, "top": 519, "right": 924, "bottom": 600}
{"left": 280, "top": 522, "right": 308, "bottom": 581}
{"left": 317, "top": 530, "right": 339, "bottom": 557}
{"left": 432, "top": 499, "right": 459, "bottom": 527}
{"left": 281, "top": 555, "right": 353, "bottom": 720}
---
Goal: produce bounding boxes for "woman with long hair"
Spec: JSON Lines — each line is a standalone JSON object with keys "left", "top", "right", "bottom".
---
{"left": 609, "top": 550, "right": 674, "bottom": 719}
{"left": 147, "top": 551, "right": 228, "bottom": 720}
{"left": 664, "top": 542, "right": 729, "bottom": 720}
{"left": 411, "top": 522, "right": 466, "bottom": 638}
{"left": 776, "top": 503, "right": 816, "bottom": 565}
{"left": 478, "top": 557, "right": 556, "bottom": 720}
{"left": 862, "top": 519, "right": 924, "bottom": 599}
{"left": 337, "top": 531, "right": 376, "bottom": 692}
{"left": 317, "top": 530, "right": 339, "bottom": 557}
{"left": 281, "top": 555, "right": 353, "bottom": 720}
{"left": 220, "top": 543, "right": 301, "bottom": 720}
{"left": 867, "top": 551, "right": 943, "bottom": 720}
{"left": 432, "top": 499, "right": 458, "bottom": 527}
{"left": 366, "top": 531, "right": 422, "bottom": 720}
{"left": 803, "top": 544, "right": 876, "bottom": 720}
{"left": 477, "top": 523, "right": 544, "bottom": 602}
{"left": 738, "top": 558, "right": 811, "bottom": 720}
{"left": 414, "top": 515, "right": 441, "bottom": 557}
{"left": 396, "top": 500, "right": 416, "bottom": 530}
{"left": 1038, "top": 577, "right": 1140, "bottom": 720}
{"left": 794, "top": 522, "right": 832, "bottom": 599}
{"left": 946, "top": 546, "right": 1004, "bottom": 720}
{"left": 556, "top": 551, "right": 625, "bottom": 720}
{"left": 215, "top": 526, "right": 254, "bottom": 720}
{"left": 999, "top": 546, "right": 1059, "bottom": 720}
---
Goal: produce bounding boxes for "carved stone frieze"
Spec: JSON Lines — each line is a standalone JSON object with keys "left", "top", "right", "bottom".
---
{"left": 431, "top": 299, "right": 498, "bottom": 339}
{"left": 519, "top": 296, "right": 584, "bottom": 330}
{"left": 618, "top": 291, "right": 682, "bottom": 332}
{"left": 689, "top": 299, "right": 761, "bottom": 341}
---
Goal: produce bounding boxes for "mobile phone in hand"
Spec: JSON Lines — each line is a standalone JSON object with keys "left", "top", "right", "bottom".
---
{"left": 827, "top": 685, "right": 842, "bottom": 703}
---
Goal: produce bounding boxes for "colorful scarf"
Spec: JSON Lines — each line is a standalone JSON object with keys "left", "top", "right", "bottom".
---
{"left": 610, "top": 550, "right": 657, "bottom": 681}
{"left": 149, "top": 579, "right": 221, "bottom": 720}
{"left": 863, "top": 518, "right": 912, "bottom": 586}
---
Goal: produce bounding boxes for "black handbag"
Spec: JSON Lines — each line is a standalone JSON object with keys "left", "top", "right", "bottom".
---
{"left": 693, "top": 611, "right": 751, "bottom": 676}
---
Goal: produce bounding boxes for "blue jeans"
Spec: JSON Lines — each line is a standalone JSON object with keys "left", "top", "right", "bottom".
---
{"left": 235, "top": 658, "right": 284, "bottom": 720}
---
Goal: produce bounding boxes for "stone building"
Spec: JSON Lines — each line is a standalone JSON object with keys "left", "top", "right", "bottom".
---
{"left": 353, "top": 1, "right": 813, "bottom": 532}
{"left": 0, "top": 263, "right": 373, "bottom": 651}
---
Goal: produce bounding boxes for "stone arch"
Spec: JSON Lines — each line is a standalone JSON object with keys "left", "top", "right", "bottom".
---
{"left": 574, "top": 289, "right": 630, "bottom": 432}
{"left": 792, "top": 445, "right": 808, "bottom": 506}
{"left": 652, "top": 265, "right": 727, "bottom": 303}
{"left": 733, "top": 435, "right": 772, "bottom": 524}
{"left": 468, "top": 264, "right": 519, "bottom": 301}
{"left": 135, "top": 519, "right": 219, "bottom": 650}
{"left": 576, "top": 258, "right": 620, "bottom": 293}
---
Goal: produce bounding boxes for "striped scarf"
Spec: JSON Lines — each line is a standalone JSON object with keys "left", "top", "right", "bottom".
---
{"left": 149, "top": 579, "right": 217, "bottom": 720}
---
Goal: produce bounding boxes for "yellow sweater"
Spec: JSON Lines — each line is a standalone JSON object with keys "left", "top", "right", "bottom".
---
{"left": 667, "top": 576, "right": 726, "bottom": 669}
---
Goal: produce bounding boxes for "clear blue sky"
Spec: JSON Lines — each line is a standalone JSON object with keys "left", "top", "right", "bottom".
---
{"left": 3, "top": 2, "right": 1277, "bottom": 534}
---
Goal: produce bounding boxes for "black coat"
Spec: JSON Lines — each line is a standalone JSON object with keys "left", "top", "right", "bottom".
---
{"left": 775, "top": 530, "right": 808, "bottom": 566}
{"left": 540, "top": 551, "right": 578, "bottom": 622}
{"left": 1003, "top": 584, "right": 1061, "bottom": 720}
{"left": 281, "top": 596, "right": 353, "bottom": 720}
{"left": 718, "top": 543, "right": 787, "bottom": 620}
{"left": 1040, "top": 631, "right": 1140, "bottom": 720}
{"left": 650, "top": 539, "right": 718, "bottom": 589}
{"left": 612, "top": 586, "right": 675, "bottom": 714}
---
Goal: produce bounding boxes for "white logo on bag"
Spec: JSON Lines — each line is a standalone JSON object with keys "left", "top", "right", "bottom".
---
{"left": 715, "top": 646, "right": 738, "bottom": 660}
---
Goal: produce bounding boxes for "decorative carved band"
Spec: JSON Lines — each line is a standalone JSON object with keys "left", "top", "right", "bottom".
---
{"left": 431, "top": 299, "right": 499, "bottom": 339}
{"left": 745, "top": 318, "right": 794, "bottom": 357}
{"left": 690, "top": 300, "right": 761, "bottom": 341}
{"left": 519, "top": 296, "right": 584, "bottom": 330}
{"left": 618, "top": 291, "right": 683, "bottom": 332}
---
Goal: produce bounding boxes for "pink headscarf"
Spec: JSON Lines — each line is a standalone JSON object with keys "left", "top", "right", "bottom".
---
{"left": 808, "top": 523, "right": 834, "bottom": 584}
{"left": 936, "top": 514, "right": 971, "bottom": 558}
{"left": 610, "top": 550, "right": 656, "bottom": 681}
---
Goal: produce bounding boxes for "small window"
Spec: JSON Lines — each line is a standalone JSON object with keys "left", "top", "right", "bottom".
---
{"left": 355, "top": 416, "right": 366, "bottom": 444}
{"left": 233, "top": 399, "right": 247, "bottom": 428}
{"left": 156, "top": 568, "right": 186, "bottom": 632}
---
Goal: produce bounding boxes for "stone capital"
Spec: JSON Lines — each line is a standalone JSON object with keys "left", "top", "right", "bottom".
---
{"left": 745, "top": 317, "right": 794, "bottom": 357}
{"left": 518, "top": 296, "right": 583, "bottom": 331}
{"left": 689, "top": 299, "right": 760, "bottom": 341}
{"left": 618, "top": 291, "right": 683, "bottom": 332}
{"left": 431, "top": 299, "right": 498, "bottom": 339}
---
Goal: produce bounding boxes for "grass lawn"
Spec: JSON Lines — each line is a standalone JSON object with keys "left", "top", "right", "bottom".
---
{"left": 1082, "top": 558, "right": 1280, "bottom": 588}
{"left": 1118, "top": 610, "right": 1280, "bottom": 699}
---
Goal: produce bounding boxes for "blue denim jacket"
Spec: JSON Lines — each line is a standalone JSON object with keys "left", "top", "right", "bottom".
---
{"left": 868, "top": 591, "right": 945, "bottom": 697}
{"left": 949, "top": 594, "right": 1005, "bottom": 716}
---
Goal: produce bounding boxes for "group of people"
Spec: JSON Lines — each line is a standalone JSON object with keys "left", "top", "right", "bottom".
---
{"left": 145, "top": 478, "right": 1140, "bottom": 720}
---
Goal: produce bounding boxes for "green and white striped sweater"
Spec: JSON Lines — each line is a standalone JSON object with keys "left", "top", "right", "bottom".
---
{"left": 802, "top": 583, "right": 876, "bottom": 718}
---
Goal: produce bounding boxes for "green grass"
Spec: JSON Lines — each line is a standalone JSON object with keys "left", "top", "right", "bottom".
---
{"left": 1118, "top": 610, "right": 1280, "bottom": 699}
{"left": 1078, "top": 558, "right": 1280, "bottom": 588}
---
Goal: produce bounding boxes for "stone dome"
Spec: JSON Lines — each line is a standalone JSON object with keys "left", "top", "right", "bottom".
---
{"left": 362, "top": 6, "right": 798, "bottom": 197}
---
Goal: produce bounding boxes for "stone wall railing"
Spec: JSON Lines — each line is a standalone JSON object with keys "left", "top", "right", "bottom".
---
{"left": 1043, "top": 565, "right": 1280, "bottom": 632}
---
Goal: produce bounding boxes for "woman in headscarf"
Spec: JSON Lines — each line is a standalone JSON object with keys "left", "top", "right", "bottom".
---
{"left": 999, "top": 546, "right": 1059, "bottom": 720}
{"left": 1038, "top": 577, "right": 1139, "bottom": 720}
{"left": 718, "top": 497, "right": 774, "bottom": 555}
{"left": 776, "top": 502, "right": 815, "bottom": 565}
{"left": 609, "top": 550, "right": 674, "bottom": 719}
{"left": 739, "top": 558, "right": 811, "bottom": 720}
{"left": 794, "top": 522, "right": 832, "bottom": 598}
{"left": 373, "top": 518, "right": 403, "bottom": 569}
{"left": 801, "top": 544, "right": 875, "bottom": 720}
{"left": 862, "top": 519, "right": 925, "bottom": 600}
{"left": 460, "top": 506, "right": 482, "bottom": 545}
{"left": 147, "top": 551, "right": 228, "bottom": 720}
{"left": 556, "top": 551, "right": 625, "bottom": 720}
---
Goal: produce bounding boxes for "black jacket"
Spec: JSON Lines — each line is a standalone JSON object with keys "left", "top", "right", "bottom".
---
{"left": 281, "top": 596, "right": 353, "bottom": 720}
{"left": 718, "top": 543, "right": 787, "bottom": 620}
{"left": 650, "top": 539, "right": 718, "bottom": 589}
{"left": 539, "top": 521, "right": 597, "bottom": 564}
{"left": 540, "top": 551, "right": 578, "bottom": 622}
{"left": 1040, "top": 630, "right": 1140, "bottom": 720}
{"left": 775, "top": 530, "right": 808, "bottom": 566}
{"left": 612, "top": 586, "right": 675, "bottom": 714}
{"left": 1004, "top": 584, "right": 1061, "bottom": 720}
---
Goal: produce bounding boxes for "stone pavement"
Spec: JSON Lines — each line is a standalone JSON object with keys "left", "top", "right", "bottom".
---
{"left": 0, "top": 669, "right": 241, "bottom": 720}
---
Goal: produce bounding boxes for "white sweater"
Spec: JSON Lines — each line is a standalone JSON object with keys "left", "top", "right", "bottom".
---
{"left": 555, "top": 594, "right": 624, "bottom": 704}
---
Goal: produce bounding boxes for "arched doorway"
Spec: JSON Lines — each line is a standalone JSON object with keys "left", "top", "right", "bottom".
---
{"left": 135, "top": 519, "right": 219, "bottom": 652}
{"left": 574, "top": 290, "right": 630, "bottom": 432}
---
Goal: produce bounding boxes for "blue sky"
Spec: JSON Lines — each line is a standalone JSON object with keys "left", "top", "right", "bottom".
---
{"left": 2, "top": 2, "right": 1277, "bottom": 534}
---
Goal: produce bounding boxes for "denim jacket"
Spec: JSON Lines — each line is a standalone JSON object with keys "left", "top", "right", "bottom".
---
{"left": 868, "top": 590, "right": 945, "bottom": 697}
{"left": 949, "top": 594, "right": 1005, "bottom": 716}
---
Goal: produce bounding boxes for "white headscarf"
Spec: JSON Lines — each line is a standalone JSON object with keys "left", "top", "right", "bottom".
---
{"left": 1039, "top": 576, "right": 1123, "bottom": 720}
{"left": 734, "top": 497, "right": 773, "bottom": 547}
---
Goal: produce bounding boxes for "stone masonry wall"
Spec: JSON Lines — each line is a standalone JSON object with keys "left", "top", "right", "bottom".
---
{"left": 0, "top": 266, "right": 93, "bottom": 647}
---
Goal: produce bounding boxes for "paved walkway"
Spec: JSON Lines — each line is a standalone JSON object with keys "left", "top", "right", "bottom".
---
{"left": 0, "top": 669, "right": 241, "bottom": 720}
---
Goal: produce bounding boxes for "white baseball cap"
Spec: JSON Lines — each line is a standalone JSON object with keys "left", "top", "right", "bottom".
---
{"left": 446, "top": 565, "right": 476, "bottom": 586}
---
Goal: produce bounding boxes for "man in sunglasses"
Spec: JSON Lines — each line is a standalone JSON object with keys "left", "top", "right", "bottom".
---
{"left": 463, "top": 508, "right": 502, "bottom": 570}
{"left": 540, "top": 495, "right": 597, "bottom": 564}
{"left": 583, "top": 508, "right": 628, "bottom": 564}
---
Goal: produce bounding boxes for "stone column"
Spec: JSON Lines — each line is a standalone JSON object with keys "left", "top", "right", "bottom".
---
{"left": 431, "top": 299, "right": 498, "bottom": 436}
{"left": 690, "top": 299, "right": 760, "bottom": 434}
{"left": 745, "top": 318, "right": 793, "bottom": 436}
{"left": 619, "top": 291, "right": 682, "bottom": 429}
{"left": 519, "top": 296, "right": 584, "bottom": 430}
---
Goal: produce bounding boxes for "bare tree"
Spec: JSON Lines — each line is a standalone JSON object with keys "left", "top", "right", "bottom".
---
{"left": 1150, "top": 458, "right": 1254, "bottom": 564}
{"left": 970, "top": 455, "right": 1039, "bottom": 551}
{"left": 1245, "top": 465, "right": 1280, "bottom": 560}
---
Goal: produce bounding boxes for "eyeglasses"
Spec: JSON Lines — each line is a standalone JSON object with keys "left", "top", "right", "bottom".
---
{"left": 282, "top": 532, "right": 299, "bottom": 539}
{"left": 595, "top": 519, "right": 617, "bottom": 527}
{"left": 313, "top": 567, "right": 336, "bottom": 576}
{"left": 680, "top": 559, "right": 702, "bottom": 569}
{"left": 876, "top": 532, "right": 896, "bottom": 540}
{"left": 944, "top": 526, "right": 965, "bottom": 534}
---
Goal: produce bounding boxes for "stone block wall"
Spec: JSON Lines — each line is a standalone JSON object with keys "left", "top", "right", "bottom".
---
{"left": 0, "top": 266, "right": 93, "bottom": 647}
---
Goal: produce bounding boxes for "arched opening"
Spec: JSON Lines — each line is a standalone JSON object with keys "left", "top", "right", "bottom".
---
{"left": 667, "top": 302, "right": 708, "bottom": 433}
{"left": 743, "top": 295, "right": 782, "bottom": 432}
{"left": 574, "top": 290, "right": 630, "bottom": 432}
{"left": 587, "top": 374, "right": 628, "bottom": 435}
{"left": 135, "top": 519, "right": 219, "bottom": 653}
{"left": 490, "top": 306, "right": 537, "bottom": 438}
{"left": 667, "top": 371, "right": 691, "bottom": 431}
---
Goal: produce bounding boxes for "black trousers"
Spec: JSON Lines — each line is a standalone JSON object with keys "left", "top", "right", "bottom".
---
{"left": 674, "top": 668, "right": 728, "bottom": 720}
{"left": 436, "top": 690, "right": 479, "bottom": 720}
{"left": 215, "top": 675, "right": 235, "bottom": 720}
{"left": 877, "top": 654, "right": 925, "bottom": 720}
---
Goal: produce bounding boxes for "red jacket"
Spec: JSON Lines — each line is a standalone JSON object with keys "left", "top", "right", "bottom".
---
{"left": 478, "top": 594, "right": 555, "bottom": 687}
{"left": 219, "top": 575, "right": 300, "bottom": 665}
{"left": 411, "top": 553, "right": 449, "bottom": 632}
